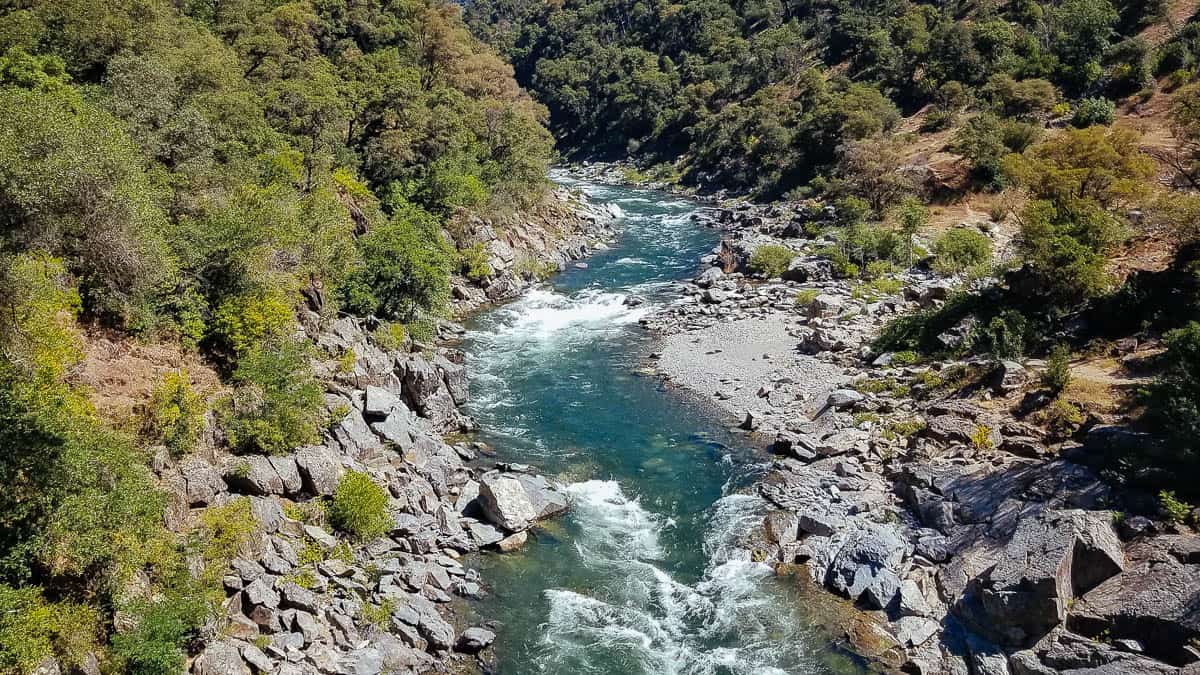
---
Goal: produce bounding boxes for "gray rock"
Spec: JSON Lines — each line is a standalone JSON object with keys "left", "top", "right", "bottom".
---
{"left": 862, "top": 568, "right": 901, "bottom": 609}
{"left": 240, "top": 644, "right": 273, "bottom": 674}
{"left": 695, "top": 267, "right": 724, "bottom": 288}
{"left": 894, "top": 616, "right": 940, "bottom": 647}
{"left": 807, "top": 293, "right": 846, "bottom": 318}
{"left": 961, "top": 509, "right": 1124, "bottom": 648}
{"left": 267, "top": 456, "right": 302, "bottom": 495}
{"left": 798, "top": 511, "right": 845, "bottom": 537}
{"left": 242, "top": 578, "right": 280, "bottom": 610}
{"left": 513, "top": 473, "right": 569, "bottom": 520}
{"left": 193, "top": 642, "right": 249, "bottom": 675}
{"left": 181, "top": 459, "right": 226, "bottom": 506}
{"left": 1068, "top": 550, "right": 1200, "bottom": 666}
{"left": 457, "top": 627, "right": 496, "bottom": 654}
{"left": 277, "top": 581, "right": 319, "bottom": 613}
{"left": 295, "top": 446, "right": 341, "bottom": 496}
{"left": 371, "top": 410, "right": 415, "bottom": 451}
{"left": 478, "top": 474, "right": 539, "bottom": 532}
{"left": 333, "top": 409, "right": 384, "bottom": 455}
{"left": 764, "top": 511, "right": 799, "bottom": 544}
{"left": 826, "top": 523, "right": 907, "bottom": 603}
{"left": 782, "top": 256, "right": 833, "bottom": 282}
{"left": 898, "top": 580, "right": 931, "bottom": 617}
{"left": 364, "top": 385, "right": 401, "bottom": 418}
{"left": 433, "top": 354, "right": 469, "bottom": 406}
{"left": 826, "top": 389, "right": 865, "bottom": 410}
{"left": 467, "top": 521, "right": 505, "bottom": 547}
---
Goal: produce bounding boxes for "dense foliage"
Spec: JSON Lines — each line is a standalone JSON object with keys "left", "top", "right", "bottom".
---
{"left": 466, "top": 0, "right": 1165, "bottom": 196}
{"left": 0, "top": 0, "right": 553, "bottom": 669}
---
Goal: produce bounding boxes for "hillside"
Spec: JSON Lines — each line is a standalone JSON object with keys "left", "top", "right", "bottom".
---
{"left": 0, "top": 1, "right": 602, "bottom": 672}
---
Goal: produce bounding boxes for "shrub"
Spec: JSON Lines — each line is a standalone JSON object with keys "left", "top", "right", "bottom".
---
{"left": 338, "top": 206, "right": 453, "bottom": 320}
{"left": 458, "top": 243, "right": 493, "bottom": 282}
{"left": 336, "top": 349, "right": 357, "bottom": 374}
{"left": 1159, "top": 490, "right": 1194, "bottom": 523}
{"left": 146, "top": 370, "right": 205, "bottom": 457}
{"left": 372, "top": 322, "right": 407, "bottom": 351}
{"left": 1040, "top": 397, "right": 1084, "bottom": 433}
{"left": 970, "top": 424, "right": 995, "bottom": 450}
{"left": 1071, "top": 97, "right": 1116, "bottom": 127}
{"left": 329, "top": 471, "right": 391, "bottom": 540}
{"left": 405, "top": 317, "right": 437, "bottom": 346}
{"left": 1042, "top": 344, "right": 1072, "bottom": 393}
{"left": 748, "top": 245, "right": 797, "bottom": 278}
{"left": 0, "top": 586, "right": 100, "bottom": 673}
{"left": 211, "top": 289, "right": 295, "bottom": 356}
{"left": 932, "top": 228, "right": 992, "bottom": 275}
{"left": 973, "top": 310, "right": 1030, "bottom": 360}
{"left": 1143, "top": 321, "right": 1200, "bottom": 464}
{"left": 223, "top": 340, "right": 324, "bottom": 454}
{"left": 795, "top": 289, "right": 819, "bottom": 306}
{"left": 864, "top": 260, "right": 898, "bottom": 279}
{"left": 892, "top": 351, "right": 920, "bottom": 366}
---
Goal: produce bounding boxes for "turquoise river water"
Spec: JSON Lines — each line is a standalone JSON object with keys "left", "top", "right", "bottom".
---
{"left": 460, "top": 172, "right": 866, "bottom": 675}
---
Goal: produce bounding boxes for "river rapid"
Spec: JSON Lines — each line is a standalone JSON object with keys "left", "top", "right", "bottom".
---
{"left": 460, "top": 172, "right": 866, "bottom": 675}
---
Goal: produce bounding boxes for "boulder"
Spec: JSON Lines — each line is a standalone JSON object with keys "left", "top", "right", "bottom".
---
{"left": 826, "top": 389, "right": 865, "bottom": 410}
{"left": 959, "top": 509, "right": 1124, "bottom": 648}
{"left": 192, "top": 642, "right": 249, "bottom": 675}
{"left": 782, "top": 256, "right": 833, "bottom": 283}
{"left": 223, "top": 456, "right": 284, "bottom": 496}
{"left": 894, "top": 616, "right": 940, "bottom": 647}
{"left": 826, "top": 523, "right": 907, "bottom": 603}
{"left": 181, "top": 459, "right": 226, "bottom": 506}
{"left": 477, "top": 475, "right": 539, "bottom": 532}
{"left": 513, "top": 473, "right": 569, "bottom": 520}
{"left": 295, "top": 446, "right": 342, "bottom": 496}
{"left": 457, "top": 627, "right": 496, "bottom": 654}
{"left": 695, "top": 267, "right": 724, "bottom": 288}
{"left": 1068, "top": 553, "right": 1200, "bottom": 666}
{"left": 433, "top": 354, "right": 469, "bottom": 406}
{"left": 364, "top": 385, "right": 401, "bottom": 418}
{"left": 807, "top": 293, "right": 845, "bottom": 318}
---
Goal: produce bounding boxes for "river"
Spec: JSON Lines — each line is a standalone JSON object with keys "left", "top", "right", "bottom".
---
{"left": 459, "top": 172, "right": 866, "bottom": 675}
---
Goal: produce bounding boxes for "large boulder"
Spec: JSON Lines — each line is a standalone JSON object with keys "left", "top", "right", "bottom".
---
{"left": 477, "top": 474, "right": 539, "bottom": 532}
{"left": 782, "top": 256, "right": 833, "bottom": 283}
{"left": 958, "top": 509, "right": 1124, "bottom": 648}
{"left": 192, "top": 642, "right": 249, "bottom": 675}
{"left": 512, "top": 473, "right": 569, "bottom": 520}
{"left": 825, "top": 523, "right": 907, "bottom": 606}
{"left": 1067, "top": 546, "right": 1200, "bottom": 666}
{"left": 295, "top": 445, "right": 342, "bottom": 496}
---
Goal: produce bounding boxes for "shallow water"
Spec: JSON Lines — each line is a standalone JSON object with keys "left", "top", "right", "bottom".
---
{"left": 461, "top": 172, "right": 865, "bottom": 675}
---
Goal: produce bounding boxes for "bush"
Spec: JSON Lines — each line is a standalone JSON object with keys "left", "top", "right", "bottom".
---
{"left": 1143, "top": 321, "right": 1200, "bottom": 463}
{"left": 329, "top": 471, "right": 391, "bottom": 540}
{"left": 338, "top": 206, "right": 454, "bottom": 320}
{"left": 795, "top": 289, "right": 820, "bottom": 306}
{"left": 1040, "top": 396, "right": 1084, "bottom": 433}
{"left": 458, "top": 243, "right": 493, "bottom": 282}
{"left": 748, "top": 245, "right": 796, "bottom": 278}
{"left": 1042, "top": 344, "right": 1072, "bottom": 393}
{"left": 932, "top": 228, "right": 993, "bottom": 275}
{"left": 1159, "top": 490, "right": 1194, "bottom": 523}
{"left": 0, "top": 586, "right": 99, "bottom": 673}
{"left": 223, "top": 340, "right": 324, "bottom": 454}
{"left": 211, "top": 289, "right": 295, "bottom": 356}
{"left": 372, "top": 322, "right": 408, "bottom": 351}
{"left": 1071, "top": 97, "right": 1116, "bottom": 127}
{"left": 972, "top": 310, "right": 1030, "bottom": 360}
{"left": 146, "top": 370, "right": 206, "bottom": 457}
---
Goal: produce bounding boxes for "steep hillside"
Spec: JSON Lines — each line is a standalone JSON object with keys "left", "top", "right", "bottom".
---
{"left": 0, "top": 1, "right": 601, "bottom": 672}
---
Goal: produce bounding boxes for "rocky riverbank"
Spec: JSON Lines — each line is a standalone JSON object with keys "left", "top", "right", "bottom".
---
{"left": 173, "top": 187, "right": 620, "bottom": 675}
{"left": 641, "top": 200, "right": 1200, "bottom": 674}
{"left": 446, "top": 178, "right": 620, "bottom": 315}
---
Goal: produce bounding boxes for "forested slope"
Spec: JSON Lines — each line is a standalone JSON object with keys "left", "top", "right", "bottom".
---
{"left": 466, "top": 0, "right": 1172, "bottom": 196}
{"left": 0, "top": 1, "right": 554, "bottom": 671}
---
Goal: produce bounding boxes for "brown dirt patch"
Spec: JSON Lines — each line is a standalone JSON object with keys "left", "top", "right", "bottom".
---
{"left": 75, "top": 328, "right": 223, "bottom": 428}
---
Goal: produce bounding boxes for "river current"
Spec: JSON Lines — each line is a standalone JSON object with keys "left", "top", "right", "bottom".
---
{"left": 460, "top": 172, "right": 865, "bottom": 675}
